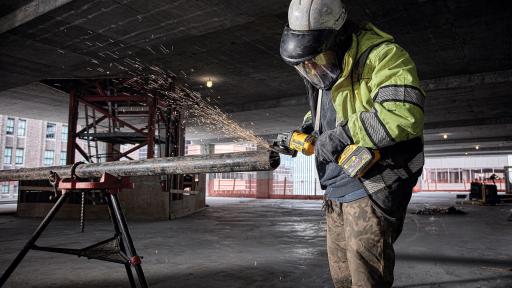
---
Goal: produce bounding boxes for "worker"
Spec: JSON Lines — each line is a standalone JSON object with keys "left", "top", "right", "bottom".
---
{"left": 279, "top": 0, "right": 425, "bottom": 287}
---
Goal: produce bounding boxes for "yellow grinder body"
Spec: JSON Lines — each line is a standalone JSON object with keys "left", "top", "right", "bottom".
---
{"left": 285, "top": 131, "right": 379, "bottom": 178}
{"left": 288, "top": 131, "right": 315, "bottom": 156}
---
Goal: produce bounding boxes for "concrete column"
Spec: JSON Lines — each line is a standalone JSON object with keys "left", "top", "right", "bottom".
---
{"left": 255, "top": 170, "right": 273, "bottom": 199}
{"left": 507, "top": 155, "right": 512, "bottom": 194}
{"left": 119, "top": 175, "right": 169, "bottom": 220}
{"left": 200, "top": 144, "right": 215, "bottom": 196}
{"left": 200, "top": 144, "right": 215, "bottom": 155}
{"left": 106, "top": 143, "right": 121, "bottom": 162}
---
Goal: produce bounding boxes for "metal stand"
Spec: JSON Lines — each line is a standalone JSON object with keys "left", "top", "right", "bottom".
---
{"left": 0, "top": 173, "right": 148, "bottom": 288}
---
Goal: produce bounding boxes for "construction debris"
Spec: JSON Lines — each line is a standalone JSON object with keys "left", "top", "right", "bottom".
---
{"left": 413, "top": 206, "right": 467, "bottom": 215}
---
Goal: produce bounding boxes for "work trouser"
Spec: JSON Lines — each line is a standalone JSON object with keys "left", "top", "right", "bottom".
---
{"left": 325, "top": 196, "right": 407, "bottom": 288}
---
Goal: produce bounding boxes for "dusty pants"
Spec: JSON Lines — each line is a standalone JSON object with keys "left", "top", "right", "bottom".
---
{"left": 325, "top": 196, "right": 407, "bottom": 288}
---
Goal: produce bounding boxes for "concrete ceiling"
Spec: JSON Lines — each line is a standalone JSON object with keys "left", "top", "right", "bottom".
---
{"left": 0, "top": 0, "right": 511, "bottom": 156}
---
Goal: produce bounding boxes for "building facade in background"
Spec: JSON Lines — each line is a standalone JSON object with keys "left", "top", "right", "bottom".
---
{"left": 188, "top": 142, "right": 512, "bottom": 197}
{"left": 0, "top": 115, "right": 68, "bottom": 200}
{"left": 422, "top": 155, "right": 512, "bottom": 192}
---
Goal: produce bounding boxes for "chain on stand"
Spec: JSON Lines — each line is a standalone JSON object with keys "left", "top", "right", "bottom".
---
{"left": 80, "top": 191, "right": 86, "bottom": 232}
{"left": 70, "top": 162, "right": 86, "bottom": 232}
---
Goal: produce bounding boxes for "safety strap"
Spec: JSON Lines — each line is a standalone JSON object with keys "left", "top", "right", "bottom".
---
{"left": 352, "top": 41, "right": 390, "bottom": 83}
{"left": 316, "top": 41, "right": 389, "bottom": 135}
{"left": 314, "top": 89, "right": 323, "bottom": 133}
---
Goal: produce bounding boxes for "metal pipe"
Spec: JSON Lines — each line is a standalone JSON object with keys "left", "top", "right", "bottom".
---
{"left": 0, "top": 151, "right": 280, "bottom": 181}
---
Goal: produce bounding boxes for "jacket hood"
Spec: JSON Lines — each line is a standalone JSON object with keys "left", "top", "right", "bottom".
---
{"left": 338, "top": 23, "right": 394, "bottom": 82}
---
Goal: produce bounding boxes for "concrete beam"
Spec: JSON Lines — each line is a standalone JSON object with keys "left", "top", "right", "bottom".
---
{"left": 218, "top": 70, "right": 512, "bottom": 114}
{"left": 425, "top": 117, "right": 512, "bottom": 130}
{"left": 0, "top": 0, "right": 73, "bottom": 34}
{"left": 425, "top": 146, "right": 512, "bottom": 157}
{"left": 425, "top": 144, "right": 512, "bottom": 153}
{"left": 0, "top": 82, "right": 69, "bottom": 123}
{"left": 426, "top": 152, "right": 512, "bottom": 157}
{"left": 421, "top": 69, "right": 512, "bottom": 91}
{"left": 424, "top": 136, "right": 512, "bottom": 146}
{"left": 222, "top": 95, "right": 308, "bottom": 114}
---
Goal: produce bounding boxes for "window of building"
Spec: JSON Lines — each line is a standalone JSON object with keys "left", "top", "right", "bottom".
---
{"left": 61, "top": 125, "right": 68, "bottom": 142}
{"left": 46, "top": 123, "right": 56, "bottom": 139}
{"left": 6, "top": 118, "right": 14, "bottom": 135}
{"left": 43, "top": 150, "right": 55, "bottom": 166}
{"left": 17, "top": 119, "right": 27, "bottom": 136}
{"left": 60, "top": 151, "right": 67, "bottom": 165}
{"left": 436, "top": 169, "right": 449, "bottom": 183}
{"left": 1, "top": 183, "right": 9, "bottom": 194}
{"left": 15, "top": 148, "right": 24, "bottom": 165}
{"left": 138, "top": 146, "right": 147, "bottom": 159}
{"left": 448, "top": 168, "right": 461, "bottom": 183}
{"left": 3, "top": 148, "right": 12, "bottom": 164}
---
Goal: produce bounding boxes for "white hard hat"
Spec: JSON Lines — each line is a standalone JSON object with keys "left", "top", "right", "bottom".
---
{"left": 288, "top": 0, "right": 347, "bottom": 31}
{"left": 280, "top": 0, "right": 348, "bottom": 89}
{"left": 280, "top": 0, "right": 348, "bottom": 66}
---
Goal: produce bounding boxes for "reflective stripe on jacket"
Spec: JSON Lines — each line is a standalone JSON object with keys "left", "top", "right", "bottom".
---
{"left": 332, "top": 23, "right": 424, "bottom": 148}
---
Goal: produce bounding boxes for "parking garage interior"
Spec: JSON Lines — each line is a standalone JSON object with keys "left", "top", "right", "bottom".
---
{"left": 0, "top": 1, "right": 511, "bottom": 287}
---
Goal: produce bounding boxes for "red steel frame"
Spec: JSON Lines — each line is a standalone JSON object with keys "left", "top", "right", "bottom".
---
{"left": 66, "top": 80, "right": 173, "bottom": 163}
{"left": 65, "top": 79, "right": 186, "bottom": 193}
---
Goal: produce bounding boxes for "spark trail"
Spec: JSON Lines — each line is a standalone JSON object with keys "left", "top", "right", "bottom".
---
{"left": 116, "top": 63, "right": 270, "bottom": 150}
{"left": 42, "top": 4, "right": 272, "bottom": 151}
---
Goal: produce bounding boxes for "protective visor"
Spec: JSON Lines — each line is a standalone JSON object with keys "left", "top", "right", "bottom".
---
{"left": 293, "top": 51, "right": 341, "bottom": 90}
{"left": 280, "top": 25, "right": 337, "bottom": 66}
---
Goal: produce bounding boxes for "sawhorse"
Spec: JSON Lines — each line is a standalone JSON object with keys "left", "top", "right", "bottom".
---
{"left": 0, "top": 172, "right": 148, "bottom": 288}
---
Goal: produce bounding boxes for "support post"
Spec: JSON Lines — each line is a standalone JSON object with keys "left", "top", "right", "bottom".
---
{"left": 107, "top": 143, "right": 121, "bottom": 162}
{"left": 255, "top": 170, "right": 272, "bottom": 199}
{"left": 66, "top": 89, "right": 78, "bottom": 164}
{"left": 146, "top": 97, "right": 157, "bottom": 159}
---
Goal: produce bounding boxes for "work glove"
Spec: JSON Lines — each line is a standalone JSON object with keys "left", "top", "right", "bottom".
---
{"left": 314, "top": 124, "right": 352, "bottom": 163}
{"left": 299, "top": 121, "right": 314, "bottom": 135}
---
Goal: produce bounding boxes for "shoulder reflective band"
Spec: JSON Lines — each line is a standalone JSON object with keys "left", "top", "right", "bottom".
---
{"left": 373, "top": 85, "right": 425, "bottom": 110}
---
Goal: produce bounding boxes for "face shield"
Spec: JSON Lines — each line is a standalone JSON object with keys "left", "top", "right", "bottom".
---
{"left": 294, "top": 51, "right": 340, "bottom": 89}
{"left": 280, "top": 25, "right": 342, "bottom": 90}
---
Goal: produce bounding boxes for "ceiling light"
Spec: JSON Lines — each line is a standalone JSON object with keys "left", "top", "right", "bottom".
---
{"left": 443, "top": 134, "right": 448, "bottom": 139}
{"left": 206, "top": 79, "right": 213, "bottom": 88}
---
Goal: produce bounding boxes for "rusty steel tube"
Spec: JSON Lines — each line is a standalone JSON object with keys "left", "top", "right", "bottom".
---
{"left": 0, "top": 151, "right": 280, "bottom": 181}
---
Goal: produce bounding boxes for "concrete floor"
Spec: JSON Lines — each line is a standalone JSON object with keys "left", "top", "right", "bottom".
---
{"left": 0, "top": 193, "right": 511, "bottom": 288}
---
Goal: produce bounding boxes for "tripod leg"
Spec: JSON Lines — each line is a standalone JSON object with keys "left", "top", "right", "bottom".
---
{"left": 123, "top": 261, "right": 137, "bottom": 288}
{"left": 105, "top": 193, "right": 137, "bottom": 288}
{"left": 108, "top": 193, "right": 148, "bottom": 288}
{"left": 0, "top": 192, "right": 69, "bottom": 286}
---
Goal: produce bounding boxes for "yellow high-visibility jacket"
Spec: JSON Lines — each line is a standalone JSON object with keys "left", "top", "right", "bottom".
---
{"left": 304, "top": 23, "right": 425, "bottom": 215}
{"left": 305, "top": 23, "right": 425, "bottom": 149}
